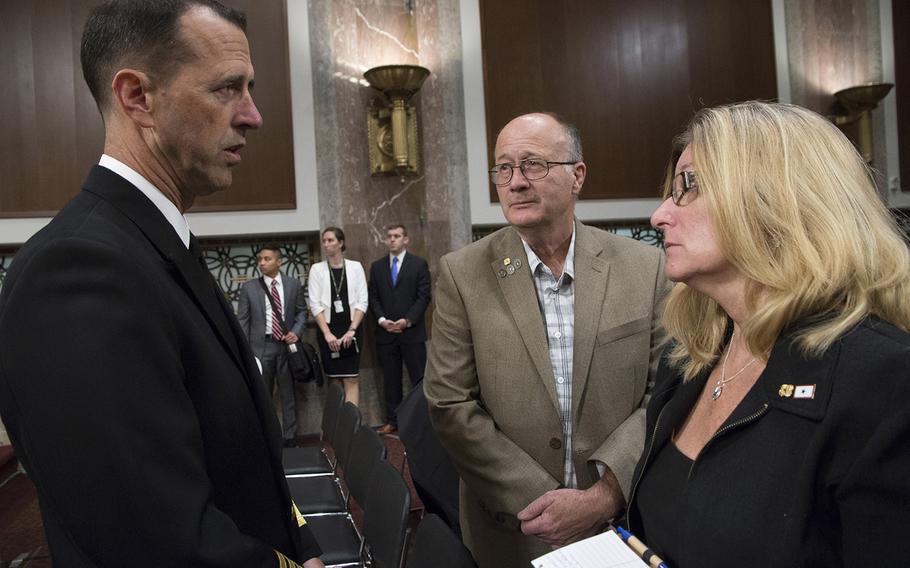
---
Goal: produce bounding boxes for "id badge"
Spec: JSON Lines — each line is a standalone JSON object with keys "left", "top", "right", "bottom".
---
{"left": 333, "top": 300, "right": 344, "bottom": 313}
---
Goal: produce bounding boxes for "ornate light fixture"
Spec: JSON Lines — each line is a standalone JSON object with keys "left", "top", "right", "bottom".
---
{"left": 364, "top": 64, "right": 430, "bottom": 177}
{"left": 831, "top": 82, "right": 893, "bottom": 164}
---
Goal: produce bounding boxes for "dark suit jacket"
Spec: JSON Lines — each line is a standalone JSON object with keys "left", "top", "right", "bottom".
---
{"left": 626, "top": 317, "right": 910, "bottom": 567}
{"left": 368, "top": 252, "right": 431, "bottom": 345}
{"left": 0, "top": 166, "right": 319, "bottom": 567}
{"left": 237, "top": 273, "right": 308, "bottom": 357}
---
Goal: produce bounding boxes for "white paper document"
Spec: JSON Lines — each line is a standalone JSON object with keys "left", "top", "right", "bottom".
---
{"left": 531, "top": 530, "right": 648, "bottom": 568}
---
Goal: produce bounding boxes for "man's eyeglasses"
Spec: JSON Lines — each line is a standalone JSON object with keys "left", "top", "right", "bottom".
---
{"left": 489, "top": 159, "right": 578, "bottom": 186}
{"left": 670, "top": 171, "right": 698, "bottom": 206}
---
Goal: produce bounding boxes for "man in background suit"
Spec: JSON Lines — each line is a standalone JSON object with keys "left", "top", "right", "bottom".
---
{"left": 424, "top": 112, "right": 670, "bottom": 567}
{"left": 0, "top": 1, "right": 322, "bottom": 566}
{"left": 369, "top": 224, "right": 431, "bottom": 434}
{"left": 238, "top": 244, "right": 308, "bottom": 447}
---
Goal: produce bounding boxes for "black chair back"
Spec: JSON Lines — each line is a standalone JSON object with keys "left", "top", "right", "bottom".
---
{"left": 282, "top": 382, "right": 347, "bottom": 476}
{"left": 346, "top": 426, "right": 387, "bottom": 507}
{"left": 333, "top": 402, "right": 361, "bottom": 474}
{"left": 364, "top": 460, "right": 411, "bottom": 568}
{"left": 321, "top": 381, "right": 345, "bottom": 446}
{"left": 410, "top": 514, "right": 476, "bottom": 568}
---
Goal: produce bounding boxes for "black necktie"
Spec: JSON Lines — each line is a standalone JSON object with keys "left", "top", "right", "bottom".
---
{"left": 189, "top": 234, "right": 249, "bottom": 359}
{"left": 189, "top": 234, "right": 207, "bottom": 272}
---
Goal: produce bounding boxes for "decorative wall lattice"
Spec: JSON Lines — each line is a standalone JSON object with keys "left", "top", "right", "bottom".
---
{"left": 472, "top": 220, "right": 665, "bottom": 246}
{"left": 0, "top": 252, "right": 13, "bottom": 296}
{"left": 197, "top": 235, "right": 321, "bottom": 310}
{"left": 0, "top": 235, "right": 321, "bottom": 308}
{"left": 3, "top": 212, "right": 909, "bottom": 294}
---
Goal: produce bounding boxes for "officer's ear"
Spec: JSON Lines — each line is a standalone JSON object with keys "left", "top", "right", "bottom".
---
{"left": 110, "top": 69, "right": 157, "bottom": 129}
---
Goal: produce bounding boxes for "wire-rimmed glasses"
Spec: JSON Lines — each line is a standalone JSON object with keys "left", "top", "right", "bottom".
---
{"left": 489, "top": 158, "right": 578, "bottom": 186}
{"left": 671, "top": 171, "right": 698, "bottom": 206}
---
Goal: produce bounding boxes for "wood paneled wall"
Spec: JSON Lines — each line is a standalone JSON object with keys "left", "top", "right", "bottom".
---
{"left": 1, "top": 2, "right": 102, "bottom": 218}
{"left": 0, "top": 0, "right": 295, "bottom": 218}
{"left": 479, "top": 0, "right": 777, "bottom": 201}
{"left": 193, "top": 0, "right": 296, "bottom": 212}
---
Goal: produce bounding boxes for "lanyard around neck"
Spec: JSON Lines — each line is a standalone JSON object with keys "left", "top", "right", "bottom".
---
{"left": 329, "top": 263, "right": 346, "bottom": 299}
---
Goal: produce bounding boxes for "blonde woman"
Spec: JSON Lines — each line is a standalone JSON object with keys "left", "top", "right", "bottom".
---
{"left": 307, "top": 227, "right": 368, "bottom": 406}
{"left": 624, "top": 101, "right": 910, "bottom": 567}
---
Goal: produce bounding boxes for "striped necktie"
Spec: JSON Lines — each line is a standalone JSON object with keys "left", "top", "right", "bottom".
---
{"left": 270, "top": 279, "right": 283, "bottom": 338}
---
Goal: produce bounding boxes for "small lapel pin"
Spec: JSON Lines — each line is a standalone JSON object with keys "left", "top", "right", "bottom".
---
{"left": 778, "top": 384, "right": 794, "bottom": 398}
{"left": 514, "top": 259, "right": 522, "bottom": 268}
{"left": 507, "top": 265, "right": 516, "bottom": 275}
{"left": 503, "top": 257, "right": 512, "bottom": 266}
{"left": 793, "top": 384, "right": 816, "bottom": 399}
{"left": 498, "top": 269, "right": 507, "bottom": 278}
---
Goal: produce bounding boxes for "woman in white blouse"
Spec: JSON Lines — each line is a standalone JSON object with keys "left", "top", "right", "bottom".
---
{"left": 307, "top": 227, "right": 368, "bottom": 406}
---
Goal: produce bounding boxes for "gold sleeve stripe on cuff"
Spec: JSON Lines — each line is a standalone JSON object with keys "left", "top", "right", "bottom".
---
{"left": 275, "top": 550, "right": 304, "bottom": 568}
{"left": 292, "top": 501, "right": 307, "bottom": 527}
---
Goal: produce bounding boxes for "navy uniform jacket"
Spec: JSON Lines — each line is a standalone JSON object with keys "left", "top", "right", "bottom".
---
{"left": 0, "top": 166, "right": 320, "bottom": 567}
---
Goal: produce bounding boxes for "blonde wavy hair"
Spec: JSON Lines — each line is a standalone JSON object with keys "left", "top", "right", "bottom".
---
{"left": 662, "top": 101, "right": 910, "bottom": 379}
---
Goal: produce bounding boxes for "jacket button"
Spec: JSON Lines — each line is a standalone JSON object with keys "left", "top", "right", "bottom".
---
{"left": 549, "top": 437, "right": 562, "bottom": 449}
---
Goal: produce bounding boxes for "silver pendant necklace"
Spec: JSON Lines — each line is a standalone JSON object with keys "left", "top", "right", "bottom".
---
{"left": 713, "top": 331, "right": 757, "bottom": 401}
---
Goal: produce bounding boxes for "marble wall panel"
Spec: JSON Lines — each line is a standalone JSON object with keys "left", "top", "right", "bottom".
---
{"left": 785, "top": 0, "right": 882, "bottom": 115}
{"left": 306, "top": 0, "right": 470, "bottom": 426}
{"left": 783, "top": 0, "right": 891, "bottom": 180}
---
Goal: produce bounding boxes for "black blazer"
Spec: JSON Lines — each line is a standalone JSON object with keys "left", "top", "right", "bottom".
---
{"left": 368, "top": 252, "right": 431, "bottom": 345}
{"left": 626, "top": 317, "right": 910, "bottom": 567}
{"left": 0, "top": 166, "right": 320, "bottom": 567}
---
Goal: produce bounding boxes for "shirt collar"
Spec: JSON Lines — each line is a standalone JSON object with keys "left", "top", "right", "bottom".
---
{"left": 98, "top": 154, "right": 191, "bottom": 249}
{"left": 263, "top": 273, "right": 282, "bottom": 287}
{"left": 521, "top": 223, "right": 577, "bottom": 281}
{"left": 390, "top": 250, "right": 407, "bottom": 264}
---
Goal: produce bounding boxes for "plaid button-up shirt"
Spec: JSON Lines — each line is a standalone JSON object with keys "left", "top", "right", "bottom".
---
{"left": 521, "top": 227, "right": 577, "bottom": 488}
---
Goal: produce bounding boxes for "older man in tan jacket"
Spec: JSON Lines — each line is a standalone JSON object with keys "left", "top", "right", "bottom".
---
{"left": 424, "top": 112, "right": 670, "bottom": 567}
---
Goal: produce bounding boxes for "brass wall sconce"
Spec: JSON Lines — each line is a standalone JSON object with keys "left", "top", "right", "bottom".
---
{"left": 831, "top": 82, "right": 893, "bottom": 164}
{"left": 364, "top": 64, "right": 430, "bottom": 177}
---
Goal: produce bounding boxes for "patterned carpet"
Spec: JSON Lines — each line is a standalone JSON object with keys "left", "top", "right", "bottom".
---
{"left": 0, "top": 452, "right": 50, "bottom": 568}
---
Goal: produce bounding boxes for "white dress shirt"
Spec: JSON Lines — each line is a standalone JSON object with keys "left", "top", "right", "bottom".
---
{"left": 262, "top": 273, "right": 285, "bottom": 335}
{"left": 98, "top": 154, "right": 190, "bottom": 249}
{"left": 378, "top": 250, "right": 407, "bottom": 325}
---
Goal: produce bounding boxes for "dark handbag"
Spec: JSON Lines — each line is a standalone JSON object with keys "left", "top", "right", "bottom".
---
{"left": 287, "top": 340, "right": 324, "bottom": 386}
{"left": 259, "top": 278, "right": 324, "bottom": 385}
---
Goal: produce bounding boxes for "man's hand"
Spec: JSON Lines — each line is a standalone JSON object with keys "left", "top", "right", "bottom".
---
{"left": 380, "top": 319, "right": 402, "bottom": 333}
{"left": 283, "top": 331, "right": 299, "bottom": 344}
{"left": 302, "top": 557, "right": 325, "bottom": 568}
{"left": 516, "top": 470, "right": 624, "bottom": 548}
{"left": 392, "top": 318, "right": 408, "bottom": 332}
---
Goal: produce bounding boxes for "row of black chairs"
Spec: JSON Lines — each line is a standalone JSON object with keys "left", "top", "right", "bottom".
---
{"left": 282, "top": 383, "right": 475, "bottom": 568}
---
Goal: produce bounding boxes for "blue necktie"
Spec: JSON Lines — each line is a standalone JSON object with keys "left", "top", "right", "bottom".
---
{"left": 391, "top": 256, "right": 399, "bottom": 286}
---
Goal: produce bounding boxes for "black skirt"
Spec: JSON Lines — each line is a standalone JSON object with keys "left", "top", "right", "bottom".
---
{"left": 317, "top": 266, "right": 362, "bottom": 377}
{"left": 316, "top": 323, "right": 361, "bottom": 377}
